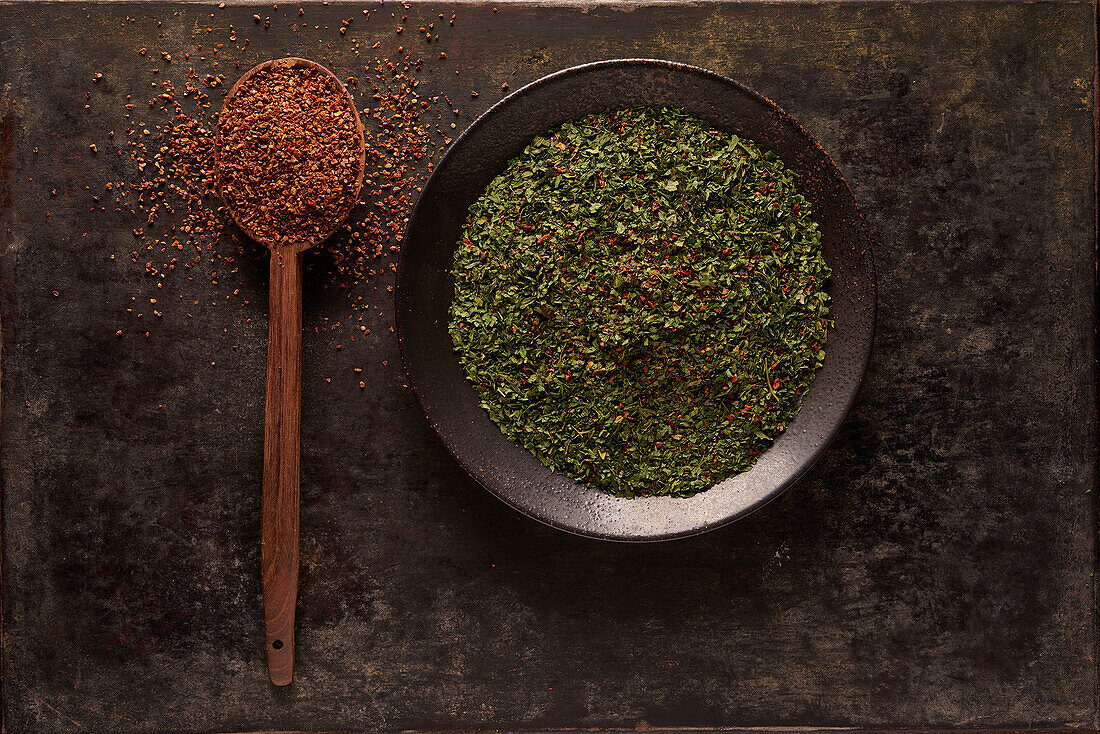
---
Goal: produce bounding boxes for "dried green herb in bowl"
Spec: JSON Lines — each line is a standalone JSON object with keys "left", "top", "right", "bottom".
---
{"left": 448, "top": 107, "right": 831, "bottom": 498}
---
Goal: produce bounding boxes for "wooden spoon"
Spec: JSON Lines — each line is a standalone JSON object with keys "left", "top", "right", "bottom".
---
{"left": 215, "top": 58, "right": 366, "bottom": 686}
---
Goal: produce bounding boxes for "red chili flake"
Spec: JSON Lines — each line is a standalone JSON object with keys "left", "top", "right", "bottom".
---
{"left": 216, "top": 63, "right": 362, "bottom": 246}
{"left": 106, "top": 38, "right": 443, "bottom": 345}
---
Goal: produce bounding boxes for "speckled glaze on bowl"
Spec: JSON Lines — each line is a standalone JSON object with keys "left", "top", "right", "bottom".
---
{"left": 396, "top": 59, "right": 876, "bottom": 542}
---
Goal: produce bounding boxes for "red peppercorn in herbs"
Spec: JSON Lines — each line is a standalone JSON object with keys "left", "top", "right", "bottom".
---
{"left": 216, "top": 63, "right": 363, "bottom": 246}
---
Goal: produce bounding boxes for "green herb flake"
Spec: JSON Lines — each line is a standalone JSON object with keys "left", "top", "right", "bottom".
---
{"left": 449, "top": 107, "right": 831, "bottom": 498}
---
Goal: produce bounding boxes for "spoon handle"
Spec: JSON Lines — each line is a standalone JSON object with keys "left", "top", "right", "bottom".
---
{"left": 262, "top": 247, "right": 304, "bottom": 686}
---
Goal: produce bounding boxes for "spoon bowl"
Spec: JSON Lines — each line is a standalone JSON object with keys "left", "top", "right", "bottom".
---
{"left": 217, "top": 56, "right": 366, "bottom": 252}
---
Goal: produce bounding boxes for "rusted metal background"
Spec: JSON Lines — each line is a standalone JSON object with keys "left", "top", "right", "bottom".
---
{"left": 0, "top": 1, "right": 1096, "bottom": 732}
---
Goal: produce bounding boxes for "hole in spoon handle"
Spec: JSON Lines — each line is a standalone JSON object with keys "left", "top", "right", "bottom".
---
{"left": 262, "top": 247, "right": 304, "bottom": 686}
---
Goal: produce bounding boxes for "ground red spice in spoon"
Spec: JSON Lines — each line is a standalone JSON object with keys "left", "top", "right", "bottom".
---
{"left": 216, "top": 63, "right": 363, "bottom": 246}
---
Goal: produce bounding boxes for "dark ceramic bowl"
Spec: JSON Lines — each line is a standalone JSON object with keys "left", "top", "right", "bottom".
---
{"left": 396, "top": 59, "right": 876, "bottom": 541}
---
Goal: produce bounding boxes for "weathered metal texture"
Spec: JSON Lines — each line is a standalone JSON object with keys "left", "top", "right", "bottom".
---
{"left": 0, "top": 2, "right": 1095, "bottom": 732}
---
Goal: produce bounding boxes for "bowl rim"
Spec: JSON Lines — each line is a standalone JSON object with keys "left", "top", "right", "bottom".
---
{"left": 396, "top": 58, "right": 877, "bottom": 541}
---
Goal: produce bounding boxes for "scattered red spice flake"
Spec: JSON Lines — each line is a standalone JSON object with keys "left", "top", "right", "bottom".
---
{"left": 101, "top": 14, "right": 447, "bottom": 344}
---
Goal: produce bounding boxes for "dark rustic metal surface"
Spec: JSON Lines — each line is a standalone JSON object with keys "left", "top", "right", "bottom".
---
{"left": 398, "top": 59, "right": 877, "bottom": 540}
{"left": 0, "top": 1, "right": 1096, "bottom": 732}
